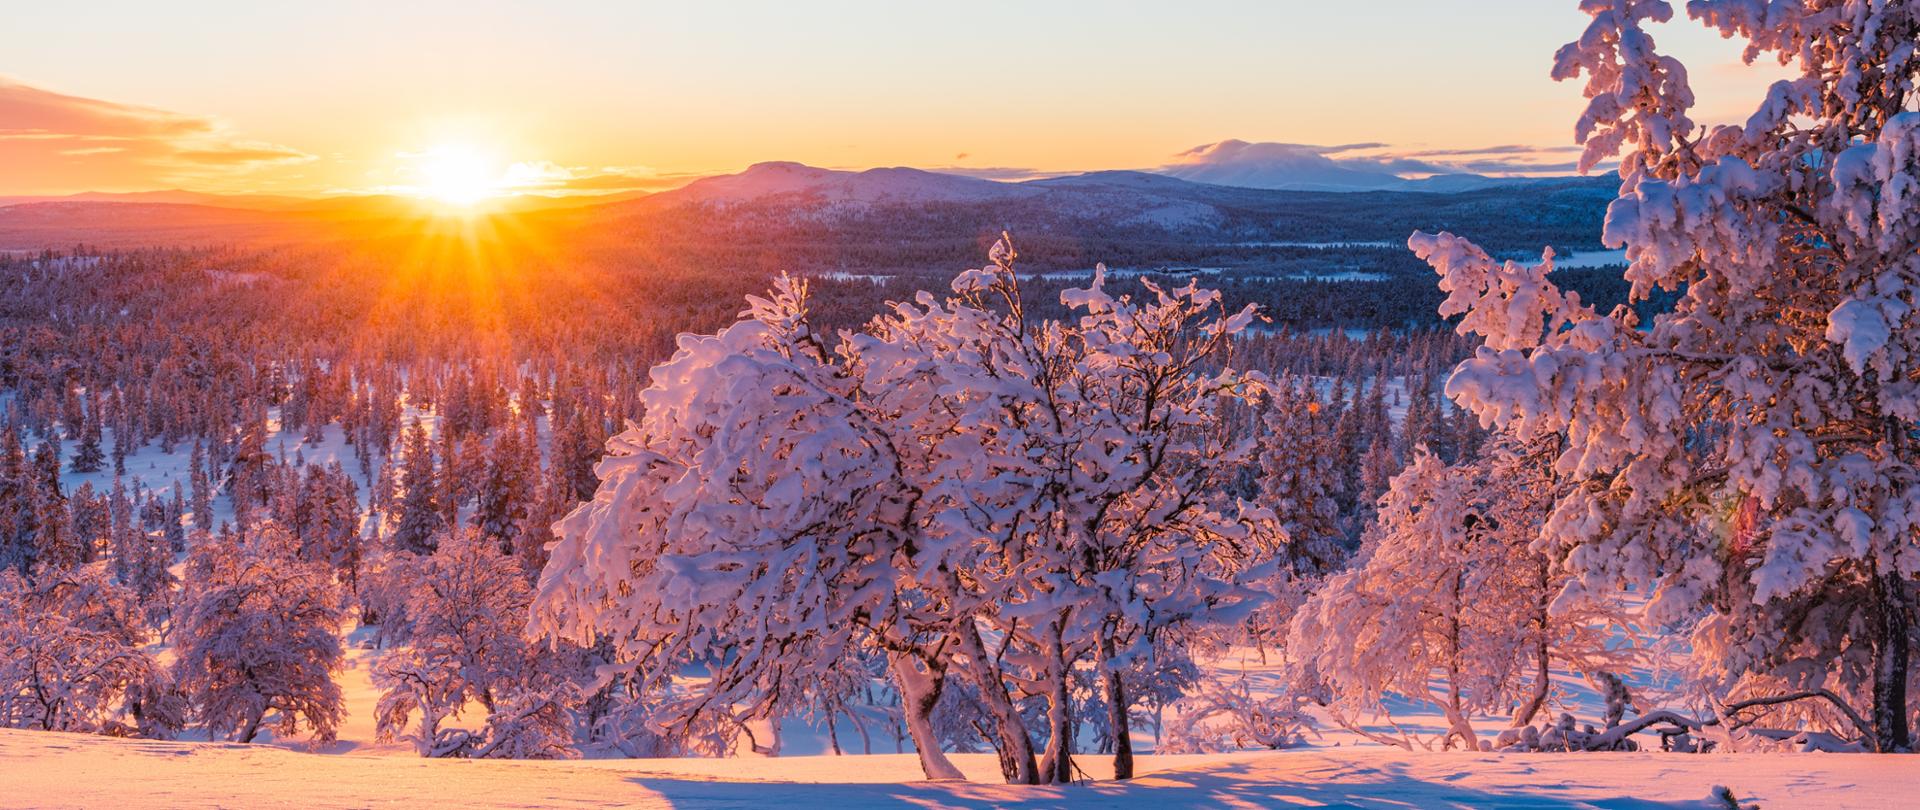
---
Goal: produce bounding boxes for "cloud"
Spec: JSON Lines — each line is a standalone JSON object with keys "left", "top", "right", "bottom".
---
{"left": 498, "top": 162, "right": 701, "bottom": 193}
{"left": 170, "top": 142, "right": 315, "bottom": 167}
{"left": 1397, "top": 144, "right": 1581, "bottom": 158}
{"left": 1160, "top": 139, "right": 1592, "bottom": 190}
{"left": 0, "top": 79, "right": 212, "bottom": 140}
{"left": 1162, "top": 140, "right": 1407, "bottom": 190}
{"left": 929, "top": 165, "right": 1053, "bottom": 181}
{"left": 58, "top": 146, "right": 128, "bottom": 157}
{"left": 0, "top": 76, "right": 312, "bottom": 193}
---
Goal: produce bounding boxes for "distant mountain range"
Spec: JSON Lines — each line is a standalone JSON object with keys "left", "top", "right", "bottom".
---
{"left": 0, "top": 162, "right": 1615, "bottom": 251}
{"left": 0, "top": 158, "right": 1577, "bottom": 212}
{"left": 622, "top": 161, "right": 1561, "bottom": 207}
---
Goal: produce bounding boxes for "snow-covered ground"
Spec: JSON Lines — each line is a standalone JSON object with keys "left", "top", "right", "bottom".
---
{"left": 1, "top": 727, "right": 1905, "bottom": 809}
{"left": 21, "top": 632, "right": 1878, "bottom": 809}
{"left": 1553, "top": 248, "right": 1628, "bottom": 268}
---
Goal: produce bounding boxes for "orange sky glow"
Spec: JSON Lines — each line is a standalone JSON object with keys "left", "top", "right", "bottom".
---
{"left": 1, "top": 1, "right": 1792, "bottom": 199}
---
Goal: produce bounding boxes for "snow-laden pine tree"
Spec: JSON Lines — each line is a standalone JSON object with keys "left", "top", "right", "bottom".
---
{"left": 174, "top": 521, "right": 344, "bottom": 743}
{"left": 0, "top": 430, "right": 31, "bottom": 576}
{"left": 546, "top": 407, "right": 603, "bottom": 505}
{"left": 69, "top": 402, "right": 104, "bottom": 474}
{"left": 531, "top": 239, "right": 1272, "bottom": 782}
{"left": 188, "top": 441, "right": 215, "bottom": 533}
{"left": 291, "top": 462, "right": 362, "bottom": 595}
{"left": 67, "top": 483, "right": 107, "bottom": 565}
{"left": 164, "top": 487, "right": 187, "bottom": 555}
{"left": 1258, "top": 375, "right": 1344, "bottom": 570}
{"left": 390, "top": 419, "right": 442, "bottom": 556}
{"left": 1409, "top": 0, "right": 1920, "bottom": 751}
{"left": 28, "top": 478, "right": 78, "bottom": 576}
{"left": 474, "top": 423, "right": 535, "bottom": 558}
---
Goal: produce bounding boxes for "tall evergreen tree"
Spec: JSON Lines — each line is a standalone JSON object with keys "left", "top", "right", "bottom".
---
{"left": 69, "top": 402, "right": 105, "bottom": 474}
{"left": 390, "top": 419, "right": 442, "bottom": 556}
{"left": 474, "top": 424, "right": 534, "bottom": 558}
{"left": 189, "top": 442, "right": 215, "bottom": 534}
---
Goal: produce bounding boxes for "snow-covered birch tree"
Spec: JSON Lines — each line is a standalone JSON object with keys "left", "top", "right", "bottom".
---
{"left": 1291, "top": 449, "right": 1515, "bottom": 750}
{"left": 1409, "top": 0, "right": 1920, "bottom": 752}
{"left": 0, "top": 566, "right": 158, "bottom": 734}
{"left": 375, "top": 528, "right": 574, "bottom": 758}
{"left": 174, "top": 521, "right": 344, "bottom": 743}
{"left": 530, "top": 237, "right": 1274, "bottom": 782}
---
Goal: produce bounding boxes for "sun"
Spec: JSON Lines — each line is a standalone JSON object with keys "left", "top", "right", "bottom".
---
{"left": 412, "top": 143, "right": 501, "bottom": 206}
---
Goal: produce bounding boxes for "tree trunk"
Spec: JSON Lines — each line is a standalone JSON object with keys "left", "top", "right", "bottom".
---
{"left": 238, "top": 708, "right": 264, "bottom": 744}
{"left": 889, "top": 653, "right": 964, "bottom": 781}
{"left": 1037, "top": 624, "right": 1075, "bottom": 784}
{"left": 1443, "top": 571, "right": 1479, "bottom": 751}
{"left": 1101, "top": 648, "right": 1134, "bottom": 779}
{"left": 1511, "top": 558, "right": 1553, "bottom": 728}
{"left": 1871, "top": 572, "right": 1911, "bottom": 753}
{"left": 954, "top": 622, "right": 1038, "bottom": 784}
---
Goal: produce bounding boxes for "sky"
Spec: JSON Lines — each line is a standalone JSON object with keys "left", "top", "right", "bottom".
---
{"left": 0, "top": 1, "right": 1793, "bottom": 197}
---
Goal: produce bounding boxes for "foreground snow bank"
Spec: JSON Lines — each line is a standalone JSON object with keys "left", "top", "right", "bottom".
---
{"left": 0, "top": 730, "right": 1906, "bottom": 809}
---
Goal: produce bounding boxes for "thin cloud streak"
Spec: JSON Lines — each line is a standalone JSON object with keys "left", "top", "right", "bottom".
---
{"left": 0, "top": 76, "right": 313, "bottom": 193}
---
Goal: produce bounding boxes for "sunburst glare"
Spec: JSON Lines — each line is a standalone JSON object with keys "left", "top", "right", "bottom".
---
{"left": 409, "top": 143, "right": 502, "bottom": 206}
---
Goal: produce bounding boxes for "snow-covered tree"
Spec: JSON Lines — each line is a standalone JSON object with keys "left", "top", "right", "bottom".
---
{"left": 389, "top": 419, "right": 441, "bottom": 556}
{"left": 164, "top": 487, "right": 188, "bottom": 555}
{"left": 533, "top": 271, "right": 967, "bottom": 778}
{"left": 374, "top": 529, "right": 569, "bottom": 757}
{"left": 291, "top": 462, "right": 362, "bottom": 594}
{"left": 473, "top": 423, "right": 535, "bottom": 558}
{"left": 188, "top": 441, "right": 215, "bottom": 533}
{"left": 105, "top": 475, "right": 134, "bottom": 584}
{"left": 0, "top": 566, "right": 159, "bottom": 734}
{"left": 27, "top": 478, "right": 78, "bottom": 576}
{"left": 67, "top": 483, "right": 108, "bottom": 565}
{"left": 1292, "top": 437, "right": 1626, "bottom": 751}
{"left": 119, "top": 527, "right": 175, "bottom": 631}
{"left": 923, "top": 255, "right": 1275, "bottom": 781}
{"left": 532, "top": 238, "right": 1274, "bottom": 782}
{"left": 225, "top": 419, "right": 272, "bottom": 525}
{"left": 69, "top": 402, "right": 104, "bottom": 474}
{"left": 1292, "top": 449, "right": 1514, "bottom": 750}
{"left": 1409, "top": 0, "right": 1920, "bottom": 752}
{"left": 1256, "top": 376, "right": 1346, "bottom": 592}
{"left": 1160, "top": 669, "right": 1317, "bottom": 754}
{"left": 546, "top": 407, "right": 604, "bottom": 505}
{"left": 1473, "top": 436, "right": 1631, "bottom": 731}
{"left": 174, "top": 521, "right": 344, "bottom": 743}
{"left": 0, "top": 430, "right": 57, "bottom": 577}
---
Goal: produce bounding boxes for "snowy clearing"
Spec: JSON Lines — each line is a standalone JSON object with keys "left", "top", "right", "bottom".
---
{"left": 0, "top": 729, "right": 1903, "bottom": 809}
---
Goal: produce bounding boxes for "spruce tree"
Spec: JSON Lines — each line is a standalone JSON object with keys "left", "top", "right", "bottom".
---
{"left": 391, "top": 419, "right": 442, "bottom": 556}
{"left": 69, "top": 403, "right": 105, "bottom": 474}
